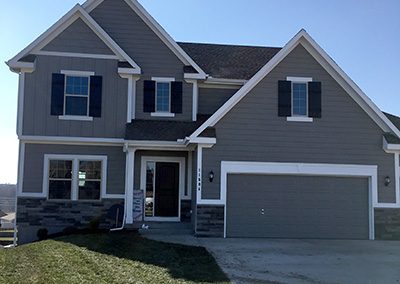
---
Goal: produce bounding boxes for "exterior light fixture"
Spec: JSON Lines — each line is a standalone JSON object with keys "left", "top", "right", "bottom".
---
{"left": 385, "top": 176, "right": 391, "bottom": 186}
{"left": 209, "top": 171, "right": 215, "bottom": 182}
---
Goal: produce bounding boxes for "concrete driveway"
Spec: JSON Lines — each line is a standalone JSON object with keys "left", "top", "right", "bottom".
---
{"left": 200, "top": 238, "right": 400, "bottom": 284}
{"left": 145, "top": 234, "right": 400, "bottom": 284}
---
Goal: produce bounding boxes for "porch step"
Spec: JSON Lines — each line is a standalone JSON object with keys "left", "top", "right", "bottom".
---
{"left": 138, "top": 222, "right": 193, "bottom": 235}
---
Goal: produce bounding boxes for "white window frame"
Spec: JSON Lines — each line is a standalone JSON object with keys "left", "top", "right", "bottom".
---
{"left": 151, "top": 77, "right": 175, "bottom": 117}
{"left": 59, "top": 70, "right": 95, "bottom": 121}
{"left": 43, "top": 154, "right": 108, "bottom": 201}
{"left": 286, "top": 76, "right": 313, "bottom": 122}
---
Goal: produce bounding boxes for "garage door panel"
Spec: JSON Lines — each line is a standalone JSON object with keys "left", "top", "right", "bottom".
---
{"left": 226, "top": 175, "right": 369, "bottom": 239}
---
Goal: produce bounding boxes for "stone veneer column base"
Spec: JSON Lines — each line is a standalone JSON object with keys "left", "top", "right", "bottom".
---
{"left": 196, "top": 205, "right": 224, "bottom": 237}
{"left": 375, "top": 208, "right": 400, "bottom": 240}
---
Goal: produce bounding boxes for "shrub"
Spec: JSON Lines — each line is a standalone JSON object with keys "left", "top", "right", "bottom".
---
{"left": 37, "top": 228, "right": 48, "bottom": 241}
{"left": 88, "top": 217, "right": 101, "bottom": 232}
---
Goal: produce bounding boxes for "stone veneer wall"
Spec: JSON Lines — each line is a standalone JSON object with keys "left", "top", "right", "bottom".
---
{"left": 17, "top": 198, "right": 124, "bottom": 242}
{"left": 375, "top": 208, "right": 400, "bottom": 240}
{"left": 196, "top": 205, "right": 224, "bottom": 237}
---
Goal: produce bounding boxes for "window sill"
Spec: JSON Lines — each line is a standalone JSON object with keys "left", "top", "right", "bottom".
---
{"left": 151, "top": 112, "right": 175, "bottom": 118}
{"left": 286, "top": 116, "right": 313, "bottom": 122}
{"left": 59, "top": 115, "right": 93, "bottom": 121}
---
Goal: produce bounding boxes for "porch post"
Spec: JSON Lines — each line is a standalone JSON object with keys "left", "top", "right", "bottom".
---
{"left": 125, "top": 148, "right": 136, "bottom": 224}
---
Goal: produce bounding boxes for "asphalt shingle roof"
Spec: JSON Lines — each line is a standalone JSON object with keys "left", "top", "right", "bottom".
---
{"left": 125, "top": 115, "right": 211, "bottom": 141}
{"left": 383, "top": 112, "right": 400, "bottom": 144}
{"left": 178, "top": 42, "right": 281, "bottom": 80}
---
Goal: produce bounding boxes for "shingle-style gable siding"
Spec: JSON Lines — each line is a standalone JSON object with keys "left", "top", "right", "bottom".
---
{"left": 201, "top": 44, "right": 396, "bottom": 203}
{"left": 90, "top": 0, "right": 193, "bottom": 121}
{"left": 42, "top": 18, "right": 114, "bottom": 55}
{"left": 23, "top": 56, "right": 127, "bottom": 138}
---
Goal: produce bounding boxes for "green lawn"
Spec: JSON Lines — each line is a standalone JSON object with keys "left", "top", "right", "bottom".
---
{"left": 0, "top": 232, "right": 230, "bottom": 284}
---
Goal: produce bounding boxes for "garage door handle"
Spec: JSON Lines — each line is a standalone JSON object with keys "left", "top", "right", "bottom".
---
{"left": 261, "top": 209, "right": 265, "bottom": 215}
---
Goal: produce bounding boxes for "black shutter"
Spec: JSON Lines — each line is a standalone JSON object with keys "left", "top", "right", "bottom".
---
{"left": 143, "top": 80, "right": 156, "bottom": 113}
{"left": 171, "top": 81, "right": 183, "bottom": 113}
{"left": 89, "top": 76, "right": 103, "bottom": 117}
{"left": 50, "top": 73, "right": 65, "bottom": 115}
{"left": 308, "top": 81, "right": 322, "bottom": 118}
{"left": 278, "top": 80, "right": 292, "bottom": 117}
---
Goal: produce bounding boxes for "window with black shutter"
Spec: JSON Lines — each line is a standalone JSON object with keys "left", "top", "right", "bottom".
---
{"left": 144, "top": 78, "right": 182, "bottom": 116}
{"left": 50, "top": 71, "right": 102, "bottom": 119}
{"left": 278, "top": 78, "right": 321, "bottom": 121}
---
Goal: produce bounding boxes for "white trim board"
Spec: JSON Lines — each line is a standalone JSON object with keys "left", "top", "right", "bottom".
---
{"left": 218, "top": 161, "right": 378, "bottom": 240}
{"left": 82, "top": 0, "right": 206, "bottom": 78}
{"left": 7, "top": 5, "right": 141, "bottom": 74}
{"left": 140, "top": 156, "right": 186, "bottom": 222}
{"left": 189, "top": 29, "right": 400, "bottom": 139}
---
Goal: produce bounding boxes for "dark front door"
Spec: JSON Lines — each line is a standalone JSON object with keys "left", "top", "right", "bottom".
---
{"left": 154, "top": 162, "right": 179, "bottom": 217}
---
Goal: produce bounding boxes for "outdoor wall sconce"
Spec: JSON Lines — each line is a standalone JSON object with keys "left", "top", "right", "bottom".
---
{"left": 385, "top": 176, "right": 391, "bottom": 186}
{"left": 209, "top": 171, "right": 215, "bottom": 182}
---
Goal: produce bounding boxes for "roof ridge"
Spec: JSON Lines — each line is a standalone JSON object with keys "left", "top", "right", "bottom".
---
{"left": 177, "top": 41, "right": 281, "bottom": 49}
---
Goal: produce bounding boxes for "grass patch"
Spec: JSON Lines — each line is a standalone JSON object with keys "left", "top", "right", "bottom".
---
{"left": 0, "top": 231, "right": 229, "bottom": 284}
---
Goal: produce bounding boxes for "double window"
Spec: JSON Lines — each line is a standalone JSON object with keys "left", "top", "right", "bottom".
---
{"left": 45, "top": 155, "right": 106, "bottom": 201}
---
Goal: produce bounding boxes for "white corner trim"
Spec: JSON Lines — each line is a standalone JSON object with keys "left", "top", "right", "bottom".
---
{"left": 218, "top": 161, "right": 378, "bottom": 240}
{"left": 151, "top": 112, "right": 175, "bottom": 118}
{"left": 42, "top": 154, "right": 108, "bottom": 201}
{"left": 34, "top": 50, "right": 119, "bottom": 60}
{"left": 60, "top": 70, "right": 95, "bottom": 76}
{"left": 16, "top": 72, "right": 26, "bottom": 137}
{"left": 286, "top": 116, "right": 313, "bottom": 122}
{"left": 58, "top": 115, "right": 94, "bottom": 121}
{"left": 151, "top": 77, "right": 175, "bottom": 82}
{"left": 7, "top": 5, "right": 141, "bottom": 74}
{"left": 185, "top": 151, "right": 193, "bottom": 200}
{"left": 188, "top": 29, "right": 400, "bottom": 139}
{"left": 83, "top": 0, "right": 206, "bottom": 78}
{"left": 286, "top": 76, "right": 313, "bottom": 82}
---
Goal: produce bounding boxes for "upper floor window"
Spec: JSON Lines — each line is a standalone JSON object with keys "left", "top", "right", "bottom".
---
{"left": 51, "top": 71, "right": 103, "bottom": 121}
{"left": 278, "top": 77, "right": 321, "bottom": 122}
{"left": 65, "top": 75, "right": 90, "bottom": 116}
{"left": 292, "top": 82, "right": 308, "bottom": 116}
{"left": 143, "top": 77, "right": 183, "bottom": 117}
{"left": 156, "top": 81, "right": 171, "bottom": 113}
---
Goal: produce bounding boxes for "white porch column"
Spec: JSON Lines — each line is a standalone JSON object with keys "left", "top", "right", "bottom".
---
{"left": 125, "top": 148, "right": 136, "bottom": 224}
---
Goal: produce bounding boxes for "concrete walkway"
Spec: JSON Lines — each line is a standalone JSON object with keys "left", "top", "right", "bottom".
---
{"left": 146, "top": 235, "right": 400, "bottom": 284}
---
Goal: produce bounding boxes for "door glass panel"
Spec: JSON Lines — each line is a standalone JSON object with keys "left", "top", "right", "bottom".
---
{"left": 145, "top": 161, "right": 155, "bottom": 217}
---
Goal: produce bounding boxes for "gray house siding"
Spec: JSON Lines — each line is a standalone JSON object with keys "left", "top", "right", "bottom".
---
{"left": 22, "top": 143, "right": 125, "bottom": 195}
{"left": 198, "top": 87, "right": 238, "bottom": 115}
{"left": 201, "top": 44, "right": 396, "bottom": 204}
{"left": 23, "top": 55, "right": 128, "bottom": 138}
{"left": 226, "top": 175, "right": 369, "bottom": 239}
{"left": 90, "top": 0, "right": 193, "bottom": 121}
{"left": 42, "top": 18, "right": 114, "bottom": 55}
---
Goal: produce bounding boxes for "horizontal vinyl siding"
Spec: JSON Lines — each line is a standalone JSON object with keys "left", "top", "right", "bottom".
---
{"left": 23, "top": 55, "right": 127, "bottom": 138}
{"left": 22, "top": 143, "right": 125, "bottom": 195}
{"left": 42, "top": 18, "right": 114, "bottom": 55}
{"left": 198, "top": 88, "right": 238, "bottom": 115}
{"left": 90, "top": 0, "right": 193, "bottom": 121}
{"left": 202, "top": 44, "right": 395, "bottom": 203}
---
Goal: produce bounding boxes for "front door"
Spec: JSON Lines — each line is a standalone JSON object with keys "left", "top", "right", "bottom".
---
{"left": 144, "top": 161, "right": 180, "bottom": 221}
{"left": 154, "top": 162, "right": 179, "bottom": 217}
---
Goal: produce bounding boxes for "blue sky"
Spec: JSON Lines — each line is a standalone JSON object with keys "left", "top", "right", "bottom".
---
{"left": 0, "top": 0, "right": 399, "bottom": 183}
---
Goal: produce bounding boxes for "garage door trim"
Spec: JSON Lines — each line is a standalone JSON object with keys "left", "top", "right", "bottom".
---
{"left": 221, "top": 161, "right": 377, "bottom": 240}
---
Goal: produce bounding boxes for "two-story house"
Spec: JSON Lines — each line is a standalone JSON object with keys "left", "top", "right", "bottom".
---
{"left": 8, "top": 0, "right": 400, "bottom": 243}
